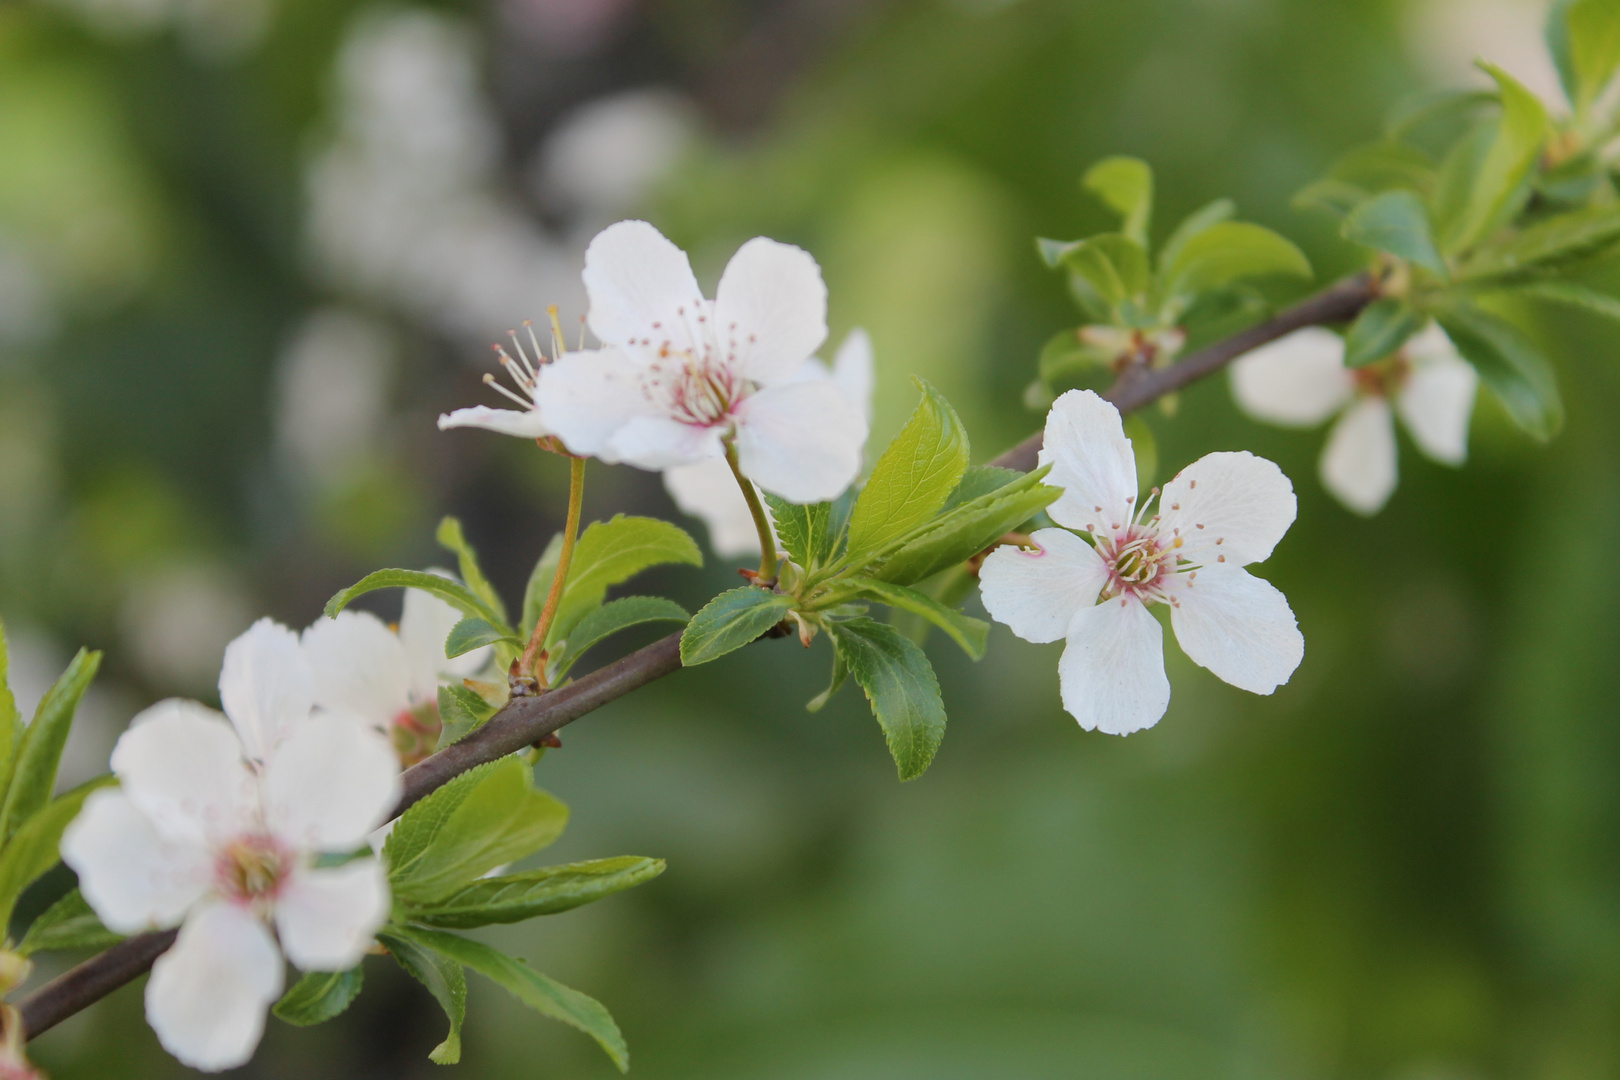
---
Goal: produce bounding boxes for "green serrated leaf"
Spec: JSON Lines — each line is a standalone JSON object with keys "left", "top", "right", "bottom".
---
{"left": 396, "top": 926, "right": 629, "bottom": 1072}
{"left": 763, "top": 496, "right": 828, "bottom": 570}
{"left": 1434, "top": 302, "right": 1563, "bottom": 440}
{"left": 435, "top": 683, "right": 496, "bottom": 750}
{"left": 385, "top": 757, "right": 569, "bottom": 905}
{"left": 1157, "top": 198, "right": 1235, "bottom": 274}
{"left": 1567, "top": 0, "right": 1620, "bottom": 112}
{"left": 0, "top": 776, "right": 115, "bottom": 928}
{"left": 807, "top": 643, "right": 849, "bottom": 712}
{"left": 551, "top": 597, "right": 689, "bottom": 679}
{"left": 944, "top": 466, "right": 1023, "bottom": 512}
{"left": 325, "top": 570, "right": 505, "bottom": 629}
{"left": 378, "top": 927, "right": 466, "bottom": 1064}
{"left": 548, "top": 516, "right": 702, "bottom": 649}
{"left": 1549, "top": 0, "right": 1581, "bottom": 106}
{"left": 861, "top": 466, "right": 1060, "bottom": 587}
{"left": 847, "top": 379, "right": 971, "bottom": 558}
{"left": 16, "top": 887, "right": 122, "bottom": 957}
{"left": 847, "top": 579, "right": 988, "bottom": 660}
{"left": 274, "top": 966, "right": 364, "bottom": 1027}
{"left": 1459, "top": 204, "right": 1620, "bottom": 281}
{"left": 1061, "top": 234, "right": 1152, "bottom": 305}
{"left": 679, "top": 588, "right": 795, "bottom": 666}
{"left": 826, "top": 618, "right": 947, "bottom": 781}
{"left": 444, "top": 617, "right": 520, "bottom": 660}
{"left": 0, "top": 648, "right": 100, "bottom": 846}
{"left": 1445, "top": 63, "right": 1549, "bottom": 254}
{"left": 1516, "top": 280, "right": 1620, "bottom": 322}
{"left": 1083, "top": 157, "right": 1153, "bottom": 246}
{"left": 1386, "top": 90, "right": 1498, "bottom": 147}
{"left": 1342, "top": 190, "right": 1448, "bottom": 277}
{"left": 1163, "top": 221, "right": 1312, "bottom": 301}
{"left": 436, "top": 516, "right": 508, "bottom": 625}
{"left": 521, "top": 533, "right": 564, "bottom": 637}
{"left": 1344, "top": 299, "right": 1428, "bottom": 368}
{"left": 0, "top": 620, "right": 22, "bottom": 815}
{"left": 406, "top": 856, "right": 665, "bottom": 928}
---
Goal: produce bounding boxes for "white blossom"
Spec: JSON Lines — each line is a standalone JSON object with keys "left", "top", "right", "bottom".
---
{"left": 436, "top": 320, "right": 561, "bottom": 440}
{"left": 535, "top": 220, "right": 869, "bottom": 503}
{"left": 979, "top": 390, "right": 1304, "bottom": 735}
{"left": 61, "top": 619, "right": 400, "bottom": 1073}
{"left": 663, "top": 327, "right": 875, "bottom": 557}
{"left": 301, "top": 574, "right": 490, "bottom": 765}
{"left": 1229, "top": 323, "right": 1478, "bottom": 515}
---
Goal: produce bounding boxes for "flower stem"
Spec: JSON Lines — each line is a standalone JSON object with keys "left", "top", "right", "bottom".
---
{"left": 521, "top": 454, "right": 586, "bottom": 686}
{"left": 725, "top": 441, "right": 777, "bottom": 584}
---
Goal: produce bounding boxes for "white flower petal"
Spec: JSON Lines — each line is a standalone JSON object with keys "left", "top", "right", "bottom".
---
{"left": 263, "top": 718, "right": 401, "bottom": 853}
{"left": 61, "top": 790, "right": 212, "bottom": 934}
{"left": 436, "top": 403, "right": 550, "bottom": 439}
{"left": 831, "top": 327, "right": 875, "bottom": 423}
{"left": 1168, "top": 565, "right": 1303, "bottom": 695}
{"left": 582, "top": 219, "right": 703, "bottom": 349}
{"left": 979, "top": 528, "right": 1110, "bottom": 644}
{"left": 1058, "top": 596, "right": 1170, "bottom": 736}
{"left": 302, "top": 611, "right": 411, "bottom": 732}
{"left": 275, "top": 860, "right": 390, "bottom": 971}
{"left": 606, "top": 415, "right": 727, "bottom": 470}
{"left": 1038, "top": 390, "right": 1138, "bottom": 533}
{"left": 1229, "top": 327, "right": 1354, "bottom": 426}
{"left": 536, "top": 347, "right": 659, "bottom": 460}
{"left": 733, "top": 379, "right": 866, "bottom": 503}
{"left": 713, "top": 236, "right": 829, "bottom": 385}
{"left": 664, "top": 458, "right": 765, "bottom": 558}
{"left": 146, "top": 900, "right": 283, "bottom": 1073}
{"left": 1320, "top": 396, "right": 1398, "bottom": 515}
{"left": 1157, "top": 451, "right": 1297, "bottom": 567}
{"left": 112, "top": 701, "right": 258, "bottom": 847}
{"left": 399, "top": 575, "right": 489, "bottom": 692}
{"left": 1397, "top": 346, "right": 1477, "bottom": 466}
{"left": 219, "top": 618, "right": 314, "bottom": 761}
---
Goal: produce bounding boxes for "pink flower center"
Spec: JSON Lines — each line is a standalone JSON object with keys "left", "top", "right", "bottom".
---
{"left": 215, "top": 834, "right": 291, "bottom": 905}
{"left": 1097, "top": 526, "right": 1171, "bottom": 600}
{"left": 1351, "top": 354, "right": 1411, "bottom": 399}
{"left": 636, "top": 306, "right": 757, "bottom": 427}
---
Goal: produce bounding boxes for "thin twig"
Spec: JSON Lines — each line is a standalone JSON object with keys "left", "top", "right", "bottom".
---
{"left": 519, "top": 455, "right": 587, "bottom": 685}
{"left": 15, "top": 272, "right": 1377, "bottom": 1041}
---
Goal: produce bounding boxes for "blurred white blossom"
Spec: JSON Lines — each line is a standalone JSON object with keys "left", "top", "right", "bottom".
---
{"left": 273, "top": 307, "right": 397, "bottom": 489}
{"left": 532, "top": 90, "right": 697, "bottom": 225}
{"left": 39, "top": 0, "right": 273, "bottom": 60}
{"left": 118, "top": 563, "right": 253, "bottom": 694}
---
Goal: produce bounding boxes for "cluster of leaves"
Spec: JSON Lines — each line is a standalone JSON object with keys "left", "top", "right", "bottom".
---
{"left": 680, "top": 381, "right": 1059, "bottom": 780}
{"left": 277, "top": 756, "right": 663, "bottom": 1070}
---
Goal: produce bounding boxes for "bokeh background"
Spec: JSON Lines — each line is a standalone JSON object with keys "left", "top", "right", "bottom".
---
{"left": 3, "top": 0, "right": 1619, "bottom": 1076}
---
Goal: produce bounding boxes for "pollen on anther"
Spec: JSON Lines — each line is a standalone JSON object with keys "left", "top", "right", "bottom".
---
{"left": 1189, "top": 480, "right": 1197, "bottom": 489}
{"left": 1217, "top": 555, "right": 1226, "bottom": 562}
{"left": 1171, "top": 502, "right": 1180, "bottom": 510}
{"left": 1215, "top": 538, "right": 1224, "bottom": 545}
{"left": 1196, "top": 523, "right": 1205, "bottom": 530}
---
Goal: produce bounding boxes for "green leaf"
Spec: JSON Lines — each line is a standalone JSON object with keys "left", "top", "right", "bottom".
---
{"left": 398, "top": 926, "right": 629, "bottom": 1071}
{"left": 826, "top": 618, "right": 947, "bottom": 781}
{"left": 806, "top": 644, "right": 849, "bottom": 713}
{"left": 847, "top": 379, "right": 971, "bottom": 557}
{"left": 444, "top": 617, "right": 520, "bottom": 660}
{"left": 551, "top": 596, "right": 689, "bottom": 679}
{"left": 274, "top": 966, "right": 364, "bottom": 1027}
{"left": 378, "top": 927, "right": 466, "bottom": 1064}
{"left": 943, "top": 466, "right": 1023, "bottom": 512}
{"left": 1083, "top": 156, "right": 1153, "bottom": 246}
{"left": 1385, "top": 92, "right": 1496, "bottom": 147}
{"left": 520, "top": 532, "right": 564, "bottom": 637}
{"left": 764, "top": 495, "right": 850, "bottom": 570}
{"left": 1342, "top": 190, "right": 1448, "bottom": 277}
{"left": 405, "top": 856, "right": 665, "bottom": 928}
{"left": 1065, "top": 234, "right": 1152, "bottom": 302}
{"left": 1445, "top": 63, "right": 1549, "bottom": 254}
{"left": 1434, "top": 302, "right": 1563, "bottom": 440}
{"left": 1459, "top": 204, "right": 1620, "bottom": 281}
{"left": 1567, "top": 0, "right": 1620, "bottom": 112}
{"left": 847, "top": 580, "right": 988, "bottom": 660}
{"left": 0, "top": 776, "right": 115, "bottom": 928}
{"left": 0, "top": 620, "right": 23, "bottom": 815}
{"left": 1344, "top": 299, "right": 1427, "bottom": 368}
{"left": 1157, "top": 198, "right": 1234, "bottom": 275}
{"left": 1516, "top": 280, "right": 1620, "bottom": 322}
{"left": 0, "top": 648, "right": 100, "bottom": 846}
{"left": 436, "top": 516, "right": 508, "bottom": 626}
{"left": 16, "top": 887, "right": 122, "bottom": 957}
{"left": 436, "top": 683, "right": 495, "bottom": 750}
{"left": 549, "top": 516, "right": 702, "bottom": 648}
{"left": 679, "top": 588, "right": 794, "bottom": 666}
{"left": 1548, "top": 0, "right": 1582, "bottom": 107}
{"left": 863, "top": 466, "right": 1060, "bottom": 587}
{"left": 1163, "top": 221, "right": 1312, "bottom": 301}
{"left": 385, "top": 757, "right": 570, "bottom": 905}
{"left": 325, "top": 570, "right": 505, "bottom": 629}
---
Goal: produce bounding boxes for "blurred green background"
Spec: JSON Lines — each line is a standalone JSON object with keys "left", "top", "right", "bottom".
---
{"left": 4, "top": 0, "right": 1619, "bottom": 1076}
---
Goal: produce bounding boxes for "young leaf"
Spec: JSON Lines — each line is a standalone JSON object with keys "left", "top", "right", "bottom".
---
{"left": 377, "top": 927, "right": 467, "bottom": 1064}
{"left": 436, "top": 683, "right": 495, "bottom": 750}
{"left": 764, "top": 496, "right": 829, "bottom": 569}
{"left": 1459, "top": 204, "right": 1620, "bottom": 281}
{"left": 0, "top": 619, "right": 22, "bottom": 814}
{"left": 444, "top": 616, "right": 520, "bottom": 660}
{"left": 521, "top": 532, "right": 564, "bottom": 636}
{"left": 551, "top": 597, "right": 689, "bottom": 679}
{"left": 847, "top": 580, "right": 988, "bottom": 660}
{"left": 1342, "top": 190, "right": 1448, "bottom": 277}
{"left": 16, "top": 887, "right": 123, "bottom": 957}
{"left": 1517, "top": 280, "right": 1620, "bottom": 323}
{"left": 807, "top": 645, "right": 849, "bottom": 713}
{"left": 436, "top": 516, "right": 508, "bottom": 625}
{"left": 0, "top": 648, "right": 100, "bottom": 845}
{"left": 395, "top": 926, "right": 629, "bottom": 1072}
{"left": 826, "top": 618, "right": 947, "bottom": 781}
{"left": 944, "top": 467, "right": 1023, "bottom": 512}
{"left": 1062, "top": 235, "right": 1152, "bottom": 303}
{"left": 1083, "top": 156, "right": 1153, "bottom": 246}
{"left": 1157, "top": 198, "right": 1235, "bottom": 275}
{"left": 1344, "top": 299, "right": 1427, "bottom": 368}
{"left": 1162, "top": 221, "right": 1312, "bottom": 301}
{"left": 384, "top": 757, "right": 570, "bottom": 905}
{"left": 1567, "top": 0, "right": 1620, "bottom": 112}
{"left": 864, "top": 466, "right": 1060, "bottom": 587}
{"left": 0, "top": 777, "right": 115, "bottom": 928}
{"left": 405, "top": 856, "right": 666, "bottom": 928}
{"left": 548, "top": 516, "right": 702, "bottom": 647}
{"left": 274, "top": 966, "right": 364, "bottom": 1027}
{"left": 1444, "top": 63, "right": 1548, "bottom": 254}
{"left": 1434, "top": 303, "right": 1563, "bottom": 440}
{"left": 847, "top": 379, "right": 970, "bottom": 557}
{"left": 325, "top": 570, "right": 505, "bottom": 629}
{"left": 679, "top": 588, "right": 795, "bottom": 666}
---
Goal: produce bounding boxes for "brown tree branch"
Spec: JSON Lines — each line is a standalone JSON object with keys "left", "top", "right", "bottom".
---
{"left": 16, "top": 271, "right": 1377, "bottom": 1041}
